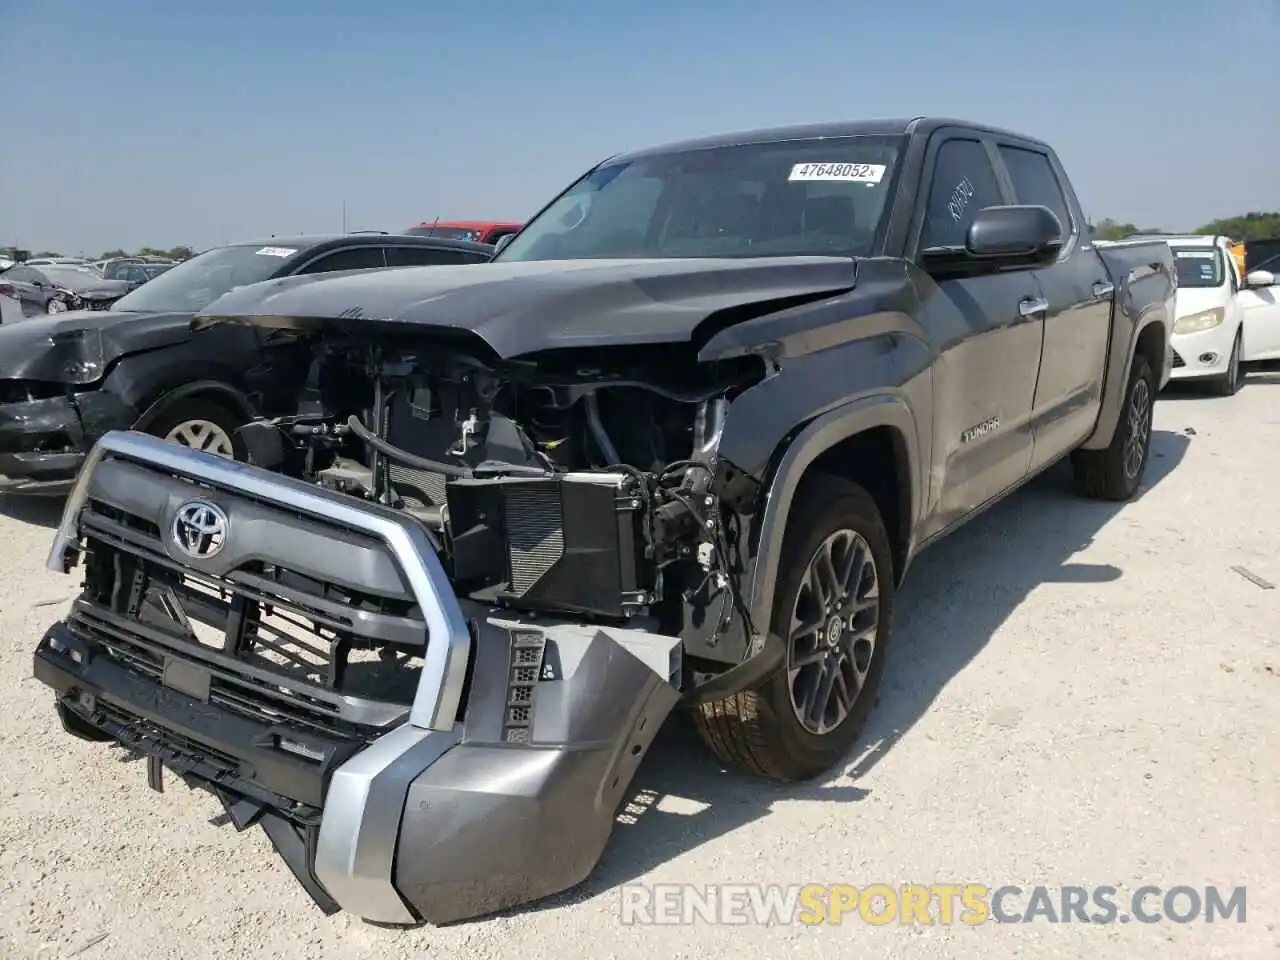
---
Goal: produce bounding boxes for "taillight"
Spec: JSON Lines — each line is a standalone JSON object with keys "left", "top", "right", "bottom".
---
{"left": 0, "top": 282, "right": 15, "bottom": 297}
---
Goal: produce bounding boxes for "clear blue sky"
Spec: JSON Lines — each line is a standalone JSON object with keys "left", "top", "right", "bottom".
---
{"left": 2, "top": 0, "right": 1277, "bottom": 255}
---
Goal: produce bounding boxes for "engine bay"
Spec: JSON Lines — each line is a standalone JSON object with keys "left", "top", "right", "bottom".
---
{"left": 237, "top": 335, "right": 765, "bottom": 640}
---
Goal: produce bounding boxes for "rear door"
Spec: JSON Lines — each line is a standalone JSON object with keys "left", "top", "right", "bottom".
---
{"left": 991, "top": 140, "right": 1113, "bottom": 469}
{"left": 911, "top": 133, "right": 1046, "bottom": 533}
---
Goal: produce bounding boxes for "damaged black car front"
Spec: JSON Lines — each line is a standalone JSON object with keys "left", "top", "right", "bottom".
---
{"left": 0, "top": 324, "right": 129, "bottom": 493}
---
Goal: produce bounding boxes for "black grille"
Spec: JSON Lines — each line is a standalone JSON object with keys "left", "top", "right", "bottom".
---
{"left": 1172, "top": 350, "right": 1185, "bottom": 368}
{"left": 71, "top": 497, "right": 425, "bottom": 742}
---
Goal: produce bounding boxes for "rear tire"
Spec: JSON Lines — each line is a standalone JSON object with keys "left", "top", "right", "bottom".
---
{"left": 1205, "top": 328, "right": 1242, "bottom": 397}
{"left": 693, "top": 475, "right": 894, "bottom": 782}
{"left": 1071, "top": 352, "right": 1156, "bottom": 501}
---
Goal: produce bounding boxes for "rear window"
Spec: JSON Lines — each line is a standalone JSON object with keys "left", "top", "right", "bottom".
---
{"left": 1170, "top": 247, "right": 1225, "bottom": 288}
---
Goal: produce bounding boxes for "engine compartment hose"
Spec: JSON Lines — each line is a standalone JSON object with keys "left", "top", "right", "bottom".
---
{"left": 345, "top": 415, "right": 475, "bottom": 478}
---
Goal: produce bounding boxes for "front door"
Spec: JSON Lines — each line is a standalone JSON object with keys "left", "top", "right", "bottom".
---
{"left": 912, "top": 135, "right": 1046, "bottom": 537}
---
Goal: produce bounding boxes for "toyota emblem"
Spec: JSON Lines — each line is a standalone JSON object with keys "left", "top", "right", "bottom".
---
{"left": 171, "top": 499, "right": 228, "bottom": 560}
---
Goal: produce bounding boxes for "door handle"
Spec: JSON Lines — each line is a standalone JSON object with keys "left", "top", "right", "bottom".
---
{"left": 1092, "top": 280, "right": 1115, "bottom": 298}
{"left": 1018, "top": 297, "right": 1048, "bottom": 319}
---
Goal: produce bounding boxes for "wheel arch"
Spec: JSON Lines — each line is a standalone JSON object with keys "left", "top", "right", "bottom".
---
{"left": 131, "top": 379, "right": 258, "bottom": 434}
{"left": 743, "top": 394, "right": 921, "bottom": 637}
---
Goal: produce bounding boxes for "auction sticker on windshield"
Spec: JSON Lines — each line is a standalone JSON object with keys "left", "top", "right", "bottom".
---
{"left": 789, "top": 162, "right": 886, "bottom": 183}
{"left": 255, "top": 246, "right": 298, "bottom": 257}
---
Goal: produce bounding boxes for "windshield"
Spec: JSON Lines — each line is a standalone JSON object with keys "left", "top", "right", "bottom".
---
{"left": 1170, "top": 247, "right": 1225, "bottom": 288}
{"left": 496, "top": 135, "right": 902, "bottom": 263}
{"left": 112, "top": 243, "right": 300, "bottom": 312}
{"left": 41, "top": 267, "right": 104, "bottom": 289}
{"left": 406, "top": 226, "right": 484, "bottom": 242}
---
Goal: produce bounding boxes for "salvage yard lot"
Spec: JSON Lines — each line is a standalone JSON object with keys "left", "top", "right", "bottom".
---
{"left": 1, "top": 380, "right": 1277, "bottom": 960}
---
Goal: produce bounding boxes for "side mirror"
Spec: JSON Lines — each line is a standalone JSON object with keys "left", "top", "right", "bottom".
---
{"left": 966, "top": 205, "right": 1063, "bottom": 262}
{"left": 1244, "top": 269, "right": 1276, "bottom": 289}
{"left": 922, "top": 205, "right": 1063, "bottom": 275}
{"left": 492, "top": 233, "right": 515, "bottom": 255}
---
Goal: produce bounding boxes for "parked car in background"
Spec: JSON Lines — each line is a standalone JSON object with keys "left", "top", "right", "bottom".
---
{"left": 25, "top": 257, "right": 97, "bottom": 270}
{"left": 405, "top": 219, "right": 522, "bottom": 244}
{"left": 1239, "top": 237, "right": 1280, "bottom": 366}
{"left": 113, "top": 262, "right": 173, "bottom": 288}
{"left": 1111, "top": 234, "right": 1248, "bottom": 395}
{"left": 100, "top": 257, "right": 177, "bottom": 280}
{"left": 0, "top": 264, "right": 132, "bottom": 315}
{"left": 0, "top": 232, "right": 494, "bottom": 494}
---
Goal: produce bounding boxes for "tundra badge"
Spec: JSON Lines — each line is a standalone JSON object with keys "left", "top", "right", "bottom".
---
{"left": 960, "top": 416, "right": 1001, "bottom": 444}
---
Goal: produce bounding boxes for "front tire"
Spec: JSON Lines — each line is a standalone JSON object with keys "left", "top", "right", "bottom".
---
{"left": 1206, "top": 328, "right": 1242, "bottom": 397}
{"left": 143, "top": 397, "right": 244, "bottom": 459}
{"left": 46, "top": 298, "right": 69, "bottom": 314}
{"left": 693, "top": 475, "right": 894, "bottom": 782}
{"left": 1072, "top": 352, "right": 1156, "bottom": 501}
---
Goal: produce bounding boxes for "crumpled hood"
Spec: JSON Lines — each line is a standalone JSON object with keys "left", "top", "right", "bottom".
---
{"left": 67, "top": 279, "right": 132, "bottom": 299}
{"left": 194, "top": 257, "right": 858, "bottom": 359}
{"left": 0, "top": 308, "right": 195, "bottom": 383}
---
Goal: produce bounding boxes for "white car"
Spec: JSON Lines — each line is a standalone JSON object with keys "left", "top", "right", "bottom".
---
{"left": 1155, "top": 234, "right": 1247, "bottom": 395}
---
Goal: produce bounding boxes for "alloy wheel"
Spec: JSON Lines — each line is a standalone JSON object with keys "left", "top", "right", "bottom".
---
{"left": 165, "top": 419, "right": 234, "bottom": 457}
{"left": 786, "top": 528, "right": 880, "bottom": 735}
{"left": 1122, "top": 377, "right": 1152, "bottom": 480}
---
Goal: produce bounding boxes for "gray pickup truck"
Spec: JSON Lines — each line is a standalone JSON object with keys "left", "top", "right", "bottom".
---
{"left": 34, "top": 117, "right": 1175, "bottom": 927}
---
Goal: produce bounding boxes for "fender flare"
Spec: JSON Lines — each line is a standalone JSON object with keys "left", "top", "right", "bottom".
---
{"left": 131, "top": 379, "right": 258, "bottom": 434}
{"left": 1080, "top": 312, "right": 1169, "bottom": 450}
{"left": 741, "top": 392, "right": 922, "bottom": 642}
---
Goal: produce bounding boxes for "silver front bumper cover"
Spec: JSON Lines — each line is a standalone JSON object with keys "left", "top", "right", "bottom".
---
{"left": 46, "top": 429, "right": 470, "bottom": 731}
{"left": 44, "top": 429, "right": 472, "bottom": 924}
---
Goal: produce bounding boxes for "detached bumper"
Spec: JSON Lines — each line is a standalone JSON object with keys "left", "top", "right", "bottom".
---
{"left": 0, "top": 390, "right": 134, "bottom": 494}
{"left": 34, "top": 611, "right": 681, "bottom": 925}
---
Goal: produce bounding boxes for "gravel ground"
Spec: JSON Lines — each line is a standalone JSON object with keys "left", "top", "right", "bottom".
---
{"left": 1, "top": 377, "right": 1277, "bottom": 960}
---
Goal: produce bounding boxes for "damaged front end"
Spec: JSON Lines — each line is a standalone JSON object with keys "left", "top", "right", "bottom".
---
{"left": 34, "top": 320, "right": 769, "bottom": 923}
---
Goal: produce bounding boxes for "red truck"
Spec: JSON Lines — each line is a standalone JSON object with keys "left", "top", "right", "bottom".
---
{"left": 404, "top": 220, "right": 522, "bottom": 245}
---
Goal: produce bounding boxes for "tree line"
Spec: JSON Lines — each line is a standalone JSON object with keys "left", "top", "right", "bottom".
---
{"left": 27, "top": 245, "right": 196, "bottom": 261}
{"left": 25, "top": 211, "right": 1280, "bottom": 258}
{"left": 1090, "top": 211, "right": 1280, "bottom": 242}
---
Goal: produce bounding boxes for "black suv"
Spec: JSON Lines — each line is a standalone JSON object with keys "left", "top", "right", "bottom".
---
{"left": 0, "top": 232, "right": 493, "bottom": 494}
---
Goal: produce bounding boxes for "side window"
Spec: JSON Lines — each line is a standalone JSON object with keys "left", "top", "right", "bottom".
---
{"left": 5, "top": 267, "right": 34, "bottom": 282}
{"left": 296, "top": 247, "right": 386, "bottom": 274}
{"left": 385, "top": 246, "right": 489, "bottom": 267}
{"left": 997, "top": 145, "right": 1073, "bottom": 238}
{"left": 919, "top": 139, "right": 1004, "bottom": 250}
